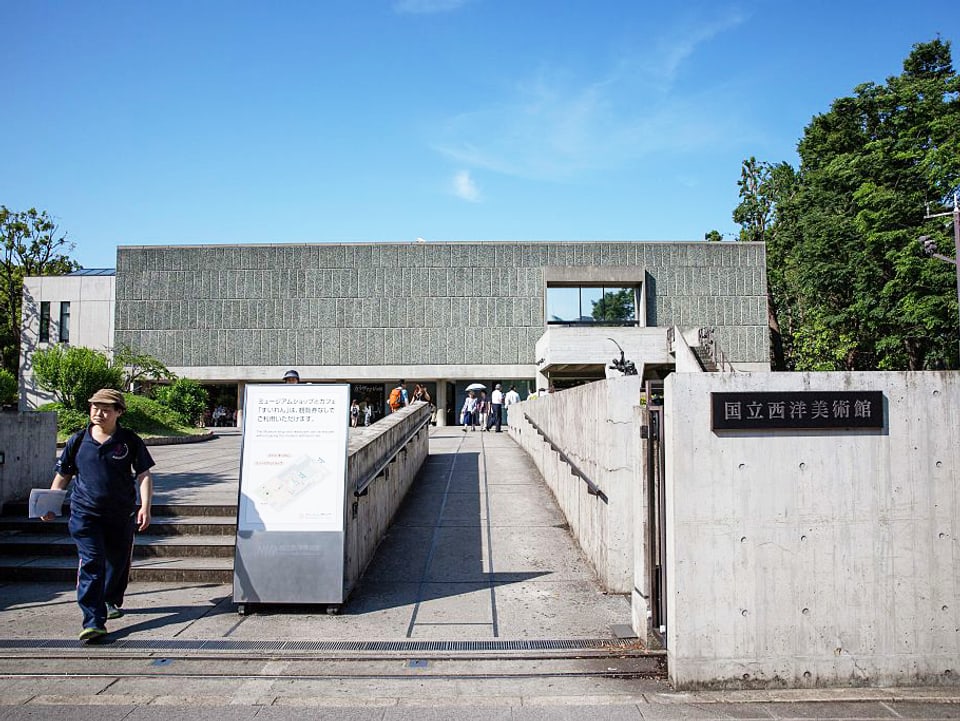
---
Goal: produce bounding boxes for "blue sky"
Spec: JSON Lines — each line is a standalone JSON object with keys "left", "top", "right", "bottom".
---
{"left": 2, "top": 1, "right": 956, "bottom": 269}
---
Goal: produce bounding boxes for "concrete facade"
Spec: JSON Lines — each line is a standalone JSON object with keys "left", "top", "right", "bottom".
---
{"left": 111, "top": 241, "right": 768, "bottom": 384}
{"left": 664, "top": 371, "right": 960, "bottom": 688}
{"left": 0, "top": 411, "right": 58, "bottom": 513}
{"left": 19, "top": 271, "right": 116, "bottom": 409}
{"left": 344, "top": 401, "right": 431, "bottom": 600}
{"left": 18, "top": 241, "right": 768, "bottom": 422}
{"left": 508, "top": 375, "right": 643, "bottom": 594}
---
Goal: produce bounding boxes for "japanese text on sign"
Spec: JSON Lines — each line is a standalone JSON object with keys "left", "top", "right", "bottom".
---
{"left": 256, "top": 396, "right": 338, "bottom": 423}
{"left": 711, "top": 391, "right": 884, "bottom": 430}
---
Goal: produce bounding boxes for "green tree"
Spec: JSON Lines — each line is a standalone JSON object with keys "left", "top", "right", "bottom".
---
{"left": 31, "top": 345, "right": 123, "bottom": 411}
{"left": 112, "top": 342, "right": 175, "bottom": 390}
{"left": 153, "top": 378, "right": 208, "bottom": 426}
{"left": 704, "top": 229, "right": 724, "bottom": 243}
{"left": 0, "top": 368, "right": 18, "bottom": 406}
{"left": 591, "top": 289, "right": 635, "bottom": 323}
{"left": 735, "top": 39, "right": 960, "bottom": 371}
{"left": 0, "top": 207, "right": 79, "bottom": 372}
{"left": 733, "top": 157, "right": 799, "bottom": 369}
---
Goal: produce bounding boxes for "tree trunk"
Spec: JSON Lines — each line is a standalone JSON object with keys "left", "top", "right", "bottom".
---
{"left": 767, "top": 284, "right": 785, "bottom": 370}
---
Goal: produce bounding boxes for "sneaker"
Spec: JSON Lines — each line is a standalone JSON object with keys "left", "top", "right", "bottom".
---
{"left": 79, "top": 627, "right": 107, "bottom": 643}
{"left": 106, "top": 603, "right": 124, "bottom": 619}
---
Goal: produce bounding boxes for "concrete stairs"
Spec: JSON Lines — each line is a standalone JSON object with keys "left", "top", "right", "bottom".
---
{"left": 0, "top": 502, "right": 237, "bottom": 583}
{"left": 692, "top": 344, "right": 719, "bottom": 372}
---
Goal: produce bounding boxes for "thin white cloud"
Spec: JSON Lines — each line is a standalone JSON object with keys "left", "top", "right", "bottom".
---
{"left": 452, "top": 170, "right": 481, "bottom": 202}
{"left": 637, "top": 9, "right": 748, "bottom": 91}
{"left": 393, "top": 0, "right": 471, "bottom": 14}
{"left": 433, "top": 8, "right": 749, "bottom": 181}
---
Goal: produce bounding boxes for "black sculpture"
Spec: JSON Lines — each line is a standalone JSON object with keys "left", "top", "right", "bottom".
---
{"left": 607, "top": 338, "right": 637, "bottom": 375}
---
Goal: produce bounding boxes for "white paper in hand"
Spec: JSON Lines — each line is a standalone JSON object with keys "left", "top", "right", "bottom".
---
{"left": 28, "top": 489, "right": 67, "bottom": 518}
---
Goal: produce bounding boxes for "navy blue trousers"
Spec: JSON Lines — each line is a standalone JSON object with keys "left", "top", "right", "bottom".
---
{"left": 68, "top": 507, "right": 136, "bottom": 629}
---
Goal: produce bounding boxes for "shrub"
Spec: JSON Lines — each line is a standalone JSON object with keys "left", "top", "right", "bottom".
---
{"left": 40, "top": 394, "right": 197, "bottom": 441}
{"left": 32, "top": 346, "right": 123, "bottom": 411}
{"left": 38, "top": 403, "right": 89, "bottom": 437}
{"left": 121, "top": 394, "right": 192, "bottom": 435}
{"left": 0, "top": 368, "right": 17, "bottom": 406}
{"left": 153, "top": 378, "right": 208, "bottom": 425}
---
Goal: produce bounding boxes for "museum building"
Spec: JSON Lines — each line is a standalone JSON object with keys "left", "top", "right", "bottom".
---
{"left": 20, "top": 240, "right": 770, "bottom": 423}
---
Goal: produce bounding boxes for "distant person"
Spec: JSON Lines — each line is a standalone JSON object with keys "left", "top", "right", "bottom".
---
{"left": 489, "top": 383, "right": 504, "bottom": 432}
{"left": 460, "top": 390, "right": 478, "bottom": 432}
{"left": 363, "top": 400, "right": 374, "bottom": 427}
{"left": 283, "top": 369, "right": 300, "bottom": 384}
{"left": 476, "top": 390, "right": 489, "bottom": 431}
{"left": 389, "top": 380, "right": 408, "bottom": 413}
{"left": 43, "top": 389, "right": 155, "bottom": 643}
{"left": 350, "top": 399, "right": 360, "bottom": 427}
{"left": 504, "top": 385, "right": 521, "bottom": 426}
{"left": 412, "top": 383, "right": 429, "bottom": 404}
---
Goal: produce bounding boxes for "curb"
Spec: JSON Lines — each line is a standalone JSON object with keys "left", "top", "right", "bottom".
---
{"left": 55, "top": 430, "right": 215, "bottom": 449}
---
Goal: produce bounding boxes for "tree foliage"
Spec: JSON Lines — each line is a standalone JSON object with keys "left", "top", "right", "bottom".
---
{"left": 112, "top": 342, "right": 175, "bottom": 389}
{"left": 152, "top": 378, "right": 208, "bottom": 425}
{"left": 734, "top": 39, "right": 960, "bottom": 371}
{"left": 591, "top": 289, "right": 636, "bottom": 323}
{"left": 0, "top": 368, "right": 17, "bottom": 406}
{"left": 31, "top": 345, "right": 123, "bottom": 411}
{"left": 0, "top": 207, "right": 79, "bottom": 372}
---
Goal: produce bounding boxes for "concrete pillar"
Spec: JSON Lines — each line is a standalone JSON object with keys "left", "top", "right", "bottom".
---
{"left": 435, "top": 380, "right": 448, "bottom": 426}
{"left": 235, "top": 381, "right": 246, "bottom": 426}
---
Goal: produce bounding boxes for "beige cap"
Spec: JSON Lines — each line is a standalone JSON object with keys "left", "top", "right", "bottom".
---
{"left": 87, "top": 388, "right": 126, "bottom": 410}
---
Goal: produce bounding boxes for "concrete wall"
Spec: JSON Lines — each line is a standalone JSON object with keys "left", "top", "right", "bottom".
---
{"left": 113, "top": 241, "right": 769, "bottom": 382}
{"left": 343, "top": 401, "right": 431, "bottom": 599}
{"left": 508, "top": 376, "right": 643, "bottom": 593}
{"left": 534, "top": 326, "right": 673, "bottom": 387}
{"left": 664, "top": 372, "right": 960, "bottom": 689}
{"left": 0, "top": 412, "right": 58, "bottom": 513}
{"left": 20, "top": 273, "right": 116, "bottom": 410}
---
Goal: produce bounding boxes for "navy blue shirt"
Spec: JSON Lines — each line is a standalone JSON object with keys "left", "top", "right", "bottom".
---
{"left": 55, "top": 425, "right": 155, "bottom": 516}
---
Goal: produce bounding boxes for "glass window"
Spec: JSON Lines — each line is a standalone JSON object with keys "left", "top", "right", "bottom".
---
{"left": 546, "top": 285, "right": 638, "bottom": 325}
{"left": 591, "top": 286, "right": 636, "bottom": 323}
{"left": 39, "top": 302, "right": 50, "bottom": 343}
{"left": 58, "top": 302, "right": 70, "bottom": 343}
{"left": 546, "top": 287, "right": 580, "bottom": 323}
{"left": 581, "top": 287, "right": 604, "bottom": 320}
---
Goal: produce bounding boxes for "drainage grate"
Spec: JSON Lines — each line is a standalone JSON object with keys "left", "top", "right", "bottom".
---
{"left": 0, "top": 637, "right": 641, "bottom": 653}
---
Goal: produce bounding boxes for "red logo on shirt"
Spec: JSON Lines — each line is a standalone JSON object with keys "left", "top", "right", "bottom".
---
{"left": 111, "top": 444, "right": 129, "bottom": 461}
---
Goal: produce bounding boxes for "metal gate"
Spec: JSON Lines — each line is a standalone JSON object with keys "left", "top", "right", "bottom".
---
{"left": 644, "top": 380, "right": 667, "bottom": 646}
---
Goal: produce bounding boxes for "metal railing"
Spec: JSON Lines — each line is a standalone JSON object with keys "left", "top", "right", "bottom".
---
{"left": 354, "top": 410, "right": 431, "bottom": 497}
{"left": 523, "top": 412, "right": 608, "bottom": 503}
{"left": 697, "top": 327, "right": 736, "bottom": 373}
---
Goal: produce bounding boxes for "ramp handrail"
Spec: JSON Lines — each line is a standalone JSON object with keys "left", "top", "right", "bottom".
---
{"left": 523, "top": 412, "right": 608, "bottom": 503}
{"left": 354, "top": 410, "right": 431, "bottom": 497}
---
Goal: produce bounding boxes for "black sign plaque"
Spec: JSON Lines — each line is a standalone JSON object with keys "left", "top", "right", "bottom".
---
{"left": 711, "top": 391, "right": 884, "bottom": 431}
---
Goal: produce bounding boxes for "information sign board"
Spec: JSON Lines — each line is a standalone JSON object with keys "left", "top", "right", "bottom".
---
{"left": 233, "top": 383, "right": 350, "bottom": 605}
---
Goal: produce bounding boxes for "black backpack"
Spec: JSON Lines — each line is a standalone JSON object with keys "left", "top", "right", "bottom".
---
{"left": 61, "top": 429, "right": 86, "bottom": 475}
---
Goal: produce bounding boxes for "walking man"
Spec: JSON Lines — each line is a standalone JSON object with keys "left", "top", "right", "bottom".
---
{"left": 44, "top": 389, "right": 155, "bottom": 642}
{"left": 490, "top": 383, "right": 504, "bottom": 432}
{"left": 503, "top": 385, "right": 521, "bottom": 426}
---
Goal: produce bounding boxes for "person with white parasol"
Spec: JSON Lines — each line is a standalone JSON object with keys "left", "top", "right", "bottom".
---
{"left": 461, "top": 384, "right": 484, "bottom": 431}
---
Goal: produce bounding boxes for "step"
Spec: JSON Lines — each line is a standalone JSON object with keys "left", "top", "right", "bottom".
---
{"left": 0, "top": 515, "right": 237, "bottom": 537}
{"left": 0, "top": 502, "right": 239, "bottom": 583}
{"left": 0, "top": 533, "right": 235, "bottom": 558}
{"left": 0, "top": 555, "right": 234, "bottom": 583}
{"left": 1, "top": 502, "right": 237, "bottom": 520}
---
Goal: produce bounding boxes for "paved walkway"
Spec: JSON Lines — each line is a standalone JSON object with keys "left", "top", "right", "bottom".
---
{"left": 1, "top": 427, "right": 958, "bottom": 714}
